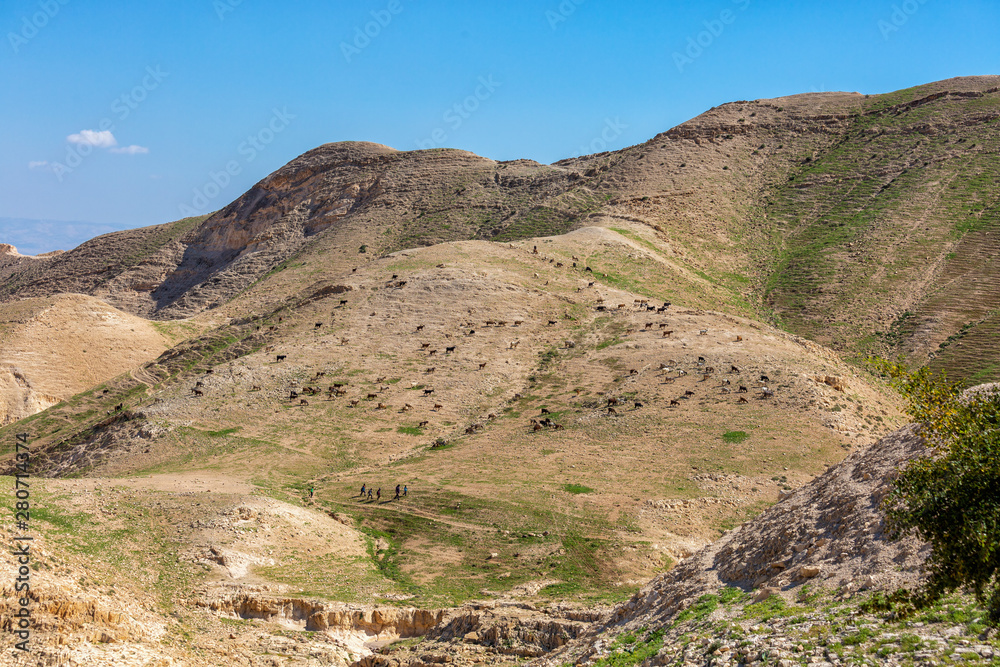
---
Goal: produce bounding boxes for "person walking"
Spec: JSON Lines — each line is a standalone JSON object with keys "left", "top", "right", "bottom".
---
{"left": 309, "top": 486, "right": 314, "bottom": 498}
{"left": 367, "top": 487, "right": 373, "bottom": 500}
{"left": 360, "top": 483, "right": 366, "bottom": 498}
{"left": 403, "top": 485, "right": 408, "bottom": 497}
{"left": 394, "top": 484, "right": 400, "bottom": 500}
{"left": 376, "top": 488, "right": 381, "bottom": 502}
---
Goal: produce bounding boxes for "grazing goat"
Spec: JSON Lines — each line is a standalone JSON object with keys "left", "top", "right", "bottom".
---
{"left": 607, "top": 407, "right": 618, "bottom": 416}
{"left": 760, "top": 374, "right": 770, "bottom": 382}
{"left": 699, "top": 329, "right": 708, "bottom": 335}
{"left": 421, "top": 342, "right": 430, "bottom": 349}
{"left": 276, "top": 354, "right": 287, "bottom": 362}
{"left": 634, "top": 401, "right": 643, "bottom": 409}
{"left": 289, "top": 390, "right": 298, "bottom": 399}
{"left": 662, "top": 330, "right": 673, "bottom": 337}
{"left": 192, "top": 388, "right": 204, "bottom": 396}
{"left": 350, "top": 399, "right": 360, "bottom": 407}
{"left": 735, "top": 335, "right": 743, "bottom": 342}
{"left": 446, "top": 346, "right": 456, "bottom": 353}
{"left": 669, "top": 399, "right": 680, "bottom": 407}
{"left": 299, "top": 399, "right": 309, "bottom": 406}
{"left": 366, "top": 393, "right": 378, "bottom": 400}
{"left": 423, "top": 388, "right": 435, "bottom": 396}
{"left": 731, "top": 365, "right": 741, "bottom": 373}
{"left": 419, "top": 420, "right": 429, "bottom": 427}
{"left": 416, "top": 325, "right": 425, "bottom": 331}
{"left": 479, "top": 362, "right": 487, "bottom": 370}
{"left": 433, "top": 403, "right": 443, "bottom": 410}
{"left": 738, "top": 396, "right": 749, "bottom": 404}
{"left": 426, "top": 367, "right": 435, "bottom": 373}
{"left": 376, "top": 402, "right": 387, "bottom": 410}
{"left": 684, "top": 390, "right": 695, "bottom": 397}
{"left": 738, "top": 386, "right": 748, "bottom": 393}
{"left": 251, "top": 385, "right": 261, "bottom": 392}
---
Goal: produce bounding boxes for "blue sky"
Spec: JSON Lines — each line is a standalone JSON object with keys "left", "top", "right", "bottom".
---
{"left": 2, "top": 0, "right": 999, "bottom": 254}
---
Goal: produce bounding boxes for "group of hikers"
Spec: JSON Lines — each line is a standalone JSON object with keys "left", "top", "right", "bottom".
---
{"left": 358, "top": 483, "right": 407, "bottom": 502}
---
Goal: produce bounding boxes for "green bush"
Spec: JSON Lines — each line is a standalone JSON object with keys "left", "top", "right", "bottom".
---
{"left": 874, "top": 359, "right": 1000, "bottom": 626}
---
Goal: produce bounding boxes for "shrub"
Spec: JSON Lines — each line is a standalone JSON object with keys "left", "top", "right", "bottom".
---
{"left": 873, "top": 359, "right": 1000, "bottom": 626}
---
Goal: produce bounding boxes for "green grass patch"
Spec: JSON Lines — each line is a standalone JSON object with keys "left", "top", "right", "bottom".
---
{"left": 562, "top": 483, "right": 594, "bottom": 494}
{"left": 206, "top": 427, "right": 240, "bottom": 437}
{"left": 722, "top": 431, "right": 749, "bottom": 444}
{"left": 676, "top": 594, "right": 719, "bottom": 623}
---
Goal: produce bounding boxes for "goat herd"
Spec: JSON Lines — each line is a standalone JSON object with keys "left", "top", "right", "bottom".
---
{"left": 183, "top": 249, "right": 777, "bottom": 443}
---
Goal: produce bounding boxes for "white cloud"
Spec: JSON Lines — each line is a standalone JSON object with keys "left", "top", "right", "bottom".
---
{"left": 66, "top": 129, "right": 118, "bottom": 148}
{"left": 28, "top": 161, "right": 50, "bottom": 169}
{"left": 109, "top": 144, "right": 149, "bottom": 155}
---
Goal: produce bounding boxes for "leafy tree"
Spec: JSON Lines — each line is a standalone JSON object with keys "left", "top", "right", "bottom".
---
{"left": 873, "top": 360, "right": 1000, "bottom": 625}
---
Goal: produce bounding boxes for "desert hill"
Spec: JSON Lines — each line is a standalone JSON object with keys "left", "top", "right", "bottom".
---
{"left": 0, "top": 293, "right": 170, "bottom": 425}
{"left": 0, "top": 77, "right": 998, "bottom": 665}
{"left": 3, "top": 78, "right": 999, "bottom": 381}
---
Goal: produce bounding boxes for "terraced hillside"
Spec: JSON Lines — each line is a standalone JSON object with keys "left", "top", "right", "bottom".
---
{"left": 759, "top": 77, "right": 1000, "bottom": 376}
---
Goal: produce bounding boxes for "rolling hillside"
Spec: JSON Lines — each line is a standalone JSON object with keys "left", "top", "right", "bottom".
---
{"left": 0, "top": 76, "right": 998, "bottom": 666}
